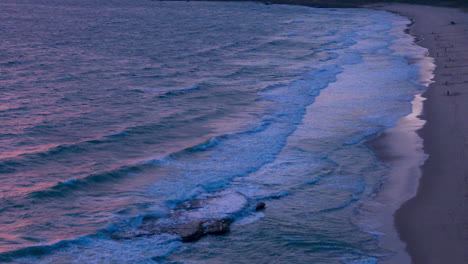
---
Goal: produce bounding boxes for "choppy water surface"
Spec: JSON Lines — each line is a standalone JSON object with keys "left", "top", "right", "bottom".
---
{"left": 0, "top": 0, "right": 430, "bottom": 263}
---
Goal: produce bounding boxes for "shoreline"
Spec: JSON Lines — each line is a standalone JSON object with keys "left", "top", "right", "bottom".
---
{"left": 368, "top": 4, "right": 467, "bottom": 264}
{"left": 164, "top": 2, "right": 468, "bottom": 263}
{"left": 360, "top": 92, "right": 429, "bottom": 264}
{"left": 187, "top": 0, "right": 468, "bottom": 9}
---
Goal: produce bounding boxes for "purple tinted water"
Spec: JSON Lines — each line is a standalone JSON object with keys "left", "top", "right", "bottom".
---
{"left": 0, "top": 1, "right": 431, "bottom": 263}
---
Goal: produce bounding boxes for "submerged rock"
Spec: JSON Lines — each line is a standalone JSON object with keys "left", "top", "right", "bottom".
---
{"left": 255, "top": 202, "right": 266, "bottom": 211}
{"left": 111, "top": 191, "right": 249, "bottom": 242}
{"left": 165, "top": 220, "right": 206, "bottom": 242}
{"left": 202, "top": 218, "right": 232, "bottom": 235}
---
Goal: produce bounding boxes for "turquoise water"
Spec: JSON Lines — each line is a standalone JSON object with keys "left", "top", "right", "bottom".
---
{"left": 0, "top": 1, "right": 429, "bottom": 263}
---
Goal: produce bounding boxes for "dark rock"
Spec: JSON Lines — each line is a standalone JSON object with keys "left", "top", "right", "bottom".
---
{"left": 255, "top": 202, "right": 266, "bottom": 211}
{"left": 177, "top": 199, "right": 204, "bottom": 210}
{"left": 202, "top": 218, "right": 232, "bottom": 235}
{"left": 166, "top": 221, "right": 206, "bottom": 242}
{"left": 151, "top": 256, "right": 166, "bottom": 262}
{"left": 110, "top": 191, "right": 248, "bottom": 242}
{"left": 162, "top": 218, "right": 233, "bottom": 241}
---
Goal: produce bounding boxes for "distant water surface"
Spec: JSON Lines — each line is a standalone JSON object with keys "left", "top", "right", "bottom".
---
{"left": 0, "top": 1, "right": 430, "bottom": 263}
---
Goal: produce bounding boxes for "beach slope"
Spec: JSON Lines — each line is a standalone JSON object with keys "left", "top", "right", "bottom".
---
{"left": 369, "top": 4, "right": 468, "bottom": 264}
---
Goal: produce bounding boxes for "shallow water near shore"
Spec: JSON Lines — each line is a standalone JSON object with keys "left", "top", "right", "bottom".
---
{"left": 0, "top": 1, "right": 432, "bottom": 263}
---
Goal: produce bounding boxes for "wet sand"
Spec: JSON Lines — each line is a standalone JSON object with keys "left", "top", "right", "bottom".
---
{"left": 368, "top": 3, "right": 468, "bottom": 264}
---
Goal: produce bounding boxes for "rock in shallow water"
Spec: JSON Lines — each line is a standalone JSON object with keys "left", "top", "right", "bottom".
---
{"left": 164, "top": 218, "right": 232, "bottom": 242}
{"left": 255, "top": 202, "right": 266, "bottom": 211}
{"left": 165, "top": 220, "right": 206, "bottom": 242}
{"left": 111, "top": 191, "right": 248, "bottom": 242}
{"left": 202, "top": 218, "right": 232, "bottom": 235}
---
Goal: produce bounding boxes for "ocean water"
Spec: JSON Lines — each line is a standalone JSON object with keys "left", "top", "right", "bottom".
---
{"left": 0, "top": 1, "right": 431, "bottom": 263}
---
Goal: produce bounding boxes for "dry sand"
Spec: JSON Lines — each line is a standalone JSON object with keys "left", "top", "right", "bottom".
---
{"left": 367, "top": 3, "right": 468, "bottom": 264}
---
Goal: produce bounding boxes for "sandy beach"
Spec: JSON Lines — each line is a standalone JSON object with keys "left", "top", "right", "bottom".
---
{"left": 368, "top": 3, "right": 468, "bottom": 264}
{"left": 1, "top": 1, "right": 466, "bottom": 262}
